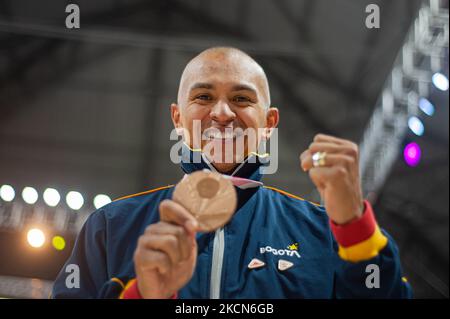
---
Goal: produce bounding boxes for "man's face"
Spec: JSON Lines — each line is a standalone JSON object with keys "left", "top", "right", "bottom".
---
{"left": 172, "top": 50, "right": 278, "bottom": 173}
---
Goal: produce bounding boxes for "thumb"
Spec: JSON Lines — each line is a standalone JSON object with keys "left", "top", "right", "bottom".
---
{"left": 308, "top": 168, "right": 325, "bottom": 189}
{"left": 308, "top": 168, "right": 327, "bottom": 202}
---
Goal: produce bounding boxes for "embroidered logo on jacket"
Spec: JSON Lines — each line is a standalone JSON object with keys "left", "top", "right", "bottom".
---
{"left": 260, "top": 244, "right": 301, "bottom": 258}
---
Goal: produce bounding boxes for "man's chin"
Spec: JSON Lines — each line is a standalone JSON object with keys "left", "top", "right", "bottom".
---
{"left": 202, "top": 137, "right": 248, "bottom": 153}
{"left": 209, "top": 161, "right": 241, "bottom": 174}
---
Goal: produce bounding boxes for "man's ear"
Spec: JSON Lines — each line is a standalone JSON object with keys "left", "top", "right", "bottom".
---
{"left": 170, "top": 103, "right": 183, "bottom": 135}
{"left": 263, "top": 107, "right": 279, "bottom": 140}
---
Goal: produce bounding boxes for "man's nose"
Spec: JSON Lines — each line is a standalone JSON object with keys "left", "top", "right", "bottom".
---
{"left": 210, "top": 100, "right": 236, "bottom": 124}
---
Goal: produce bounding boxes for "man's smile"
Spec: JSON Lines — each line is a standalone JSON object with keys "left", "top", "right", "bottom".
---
{"left": 202, "top": 127, "right": 245, "bottom": 141}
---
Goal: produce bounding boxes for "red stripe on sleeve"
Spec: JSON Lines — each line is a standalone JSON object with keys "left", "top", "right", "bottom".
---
{"left": 121, "top": 279, "right": 178, "bottom": 299}
{"left": 330, "top": 200, "right": 377, "bottom": 247}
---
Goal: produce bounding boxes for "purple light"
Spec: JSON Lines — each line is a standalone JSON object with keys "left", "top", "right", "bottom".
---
{"left": 403, "top": 142, "right": 421, "bottom": 167}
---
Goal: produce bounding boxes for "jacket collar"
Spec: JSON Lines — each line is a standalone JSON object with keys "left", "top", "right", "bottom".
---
{"left": 180, "top": 143, "right": 268, "bottom": 181}
{"left": 179, "top": 143, "right": 269, "bottom": 209}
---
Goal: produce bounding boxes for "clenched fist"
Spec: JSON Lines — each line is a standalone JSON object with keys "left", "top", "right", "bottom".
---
{"left": 300, "top": 134, "right": 364, "bottom": 225}
{"left": 133, "top": 199, "right": 198, "bottom": 298}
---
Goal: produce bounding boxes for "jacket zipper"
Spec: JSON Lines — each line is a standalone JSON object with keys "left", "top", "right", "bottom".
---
{"left": 210, "top": 227, "right": 225, "bottom": 299}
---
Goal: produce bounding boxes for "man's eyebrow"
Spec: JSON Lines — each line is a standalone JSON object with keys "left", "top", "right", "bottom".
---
{"left": 189, "top": 82, "right": 258, "bottom": 95}
{"left": 231, "top": 84, "right": 257, "bottom": 95}
{"left": 190, "top": 82, "right": 214, "bottom": 91}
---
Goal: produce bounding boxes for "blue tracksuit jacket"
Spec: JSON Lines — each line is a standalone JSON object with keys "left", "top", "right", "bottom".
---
{"left": 52, "top": 147, "right": 412, "bottom": 299}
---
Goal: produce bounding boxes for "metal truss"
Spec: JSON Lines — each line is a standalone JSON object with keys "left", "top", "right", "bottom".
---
{"left": 359, "top": 0, "right": 449, "bottom": 196}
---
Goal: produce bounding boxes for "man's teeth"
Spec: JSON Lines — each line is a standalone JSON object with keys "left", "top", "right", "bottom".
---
{"left": 205, "top": 131, "right": 239, "bottom": 139}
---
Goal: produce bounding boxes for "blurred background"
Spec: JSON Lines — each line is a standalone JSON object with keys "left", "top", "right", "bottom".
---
{"left": 0, "top": 0, "right": 448, "bottom": 299}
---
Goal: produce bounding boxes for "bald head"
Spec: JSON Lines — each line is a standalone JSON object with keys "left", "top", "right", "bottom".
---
{"left": 177, "top": 47, "right": 271, "bottom": 108}
{"left": 171, "top": 47, "right": 279, "bottom": 172}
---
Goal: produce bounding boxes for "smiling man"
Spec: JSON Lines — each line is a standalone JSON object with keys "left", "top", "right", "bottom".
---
{"left": 52, "top": 47, "right": 412, "bottom": 299}
{"left": 172, "top": 47, "right": 277, "bottom": 172}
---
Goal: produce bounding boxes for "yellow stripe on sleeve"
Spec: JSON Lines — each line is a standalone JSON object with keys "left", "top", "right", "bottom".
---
{"left": 337, "top": 225, "right": 388, "bottom": 262}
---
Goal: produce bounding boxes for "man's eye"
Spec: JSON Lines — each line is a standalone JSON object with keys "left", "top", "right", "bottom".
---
{"left": 196, "top": 94, "right": 212, "bottom": 101}
{"left": 233, "top": 96, "right": 250, "bottom": 103}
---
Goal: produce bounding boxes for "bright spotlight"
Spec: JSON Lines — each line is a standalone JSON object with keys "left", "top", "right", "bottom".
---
{"left": 0, "top": 184, "right": 15, "bottom": 202}
{"left": 404, "top": 142, "right": 421, "bottom": 167}
{"left": 408, "top": 116, "right": 424, "bottom": 136}
{"left": 22, "top": 187, "right": 38, "bottom": 205}
{"left": 418, "top": 98, "right": 435, "bottom": 116}
{"left": 43, "top": 188, "right": 61, "bottom": 207}
{"left": 93, "top": 194, "right": 111, "bottom": 209}
{"left": 432, "top": 72, "right": 449, "bottom": 91}
{"left": 27, "top": 228, "right": 46, "bottom": 248}
{"left": 66, "top": 191, "right": 84, "bottom": 210}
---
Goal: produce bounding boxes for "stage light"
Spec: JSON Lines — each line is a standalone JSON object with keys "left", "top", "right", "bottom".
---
{"left": 43, "top": 188, "right": 61, "bottom": 207}
{"left": 408, "top": 116, "right": 424, "bottom": 136}
{"left": 66, "top": 191, "right": 84, "bottom": 210}
{"left": 22, "top": 187, "right": 38, "bottom": 204}
{"left": 94, "top": 194, "right": 111, "bottom": 209}
{"left": 27, "top": 228, "right": 46, "bottom": 248}
{"left": 432, "top": 72, "right": 449, "bottom": 91}
{"left": 0, "top": 184, "right": 15, "bottom": 202}
{"left": 52, "top": 236, "right": 66, "bottom": 251}
{"left": 418, "top": 97, "right": 435, "bottom": 116}
{"left": 404, "top": 142, "right": 421, "bottom": 167}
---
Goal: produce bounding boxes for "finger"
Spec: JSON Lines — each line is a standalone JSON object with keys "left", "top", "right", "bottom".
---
{"left": 313, "top": 133, "right": 348, "bottom": 145}
{"left": 136, "top": 249, "right": 172, "bottom": 275}
{"left": 300, "top": 143, "right": 352, "bottom": 171}
{"left": 308, "top": 166, "right": 347, "bottom": 189}
{"left": 140, "top": 233, "right": 183, "bottom": 265}
{"left": 308, "top": 142, "right": 355, "bottom": 156}
{"left": 300, "top": 140, "right": 356, "bottom": 168}
{"left": 159, "top": 200, "right": 199, "bottom": 234}
{"left": 146, "top": 222, "right": 192, "bottom": 261}
{"left": 300, "top": 149, "right": 311, "bottom": 171}
{"left": 301, "top": 153, "right": 355, "bottom": 172}
{"left": 300, "top": 149, "right": 309, "bottom": 162}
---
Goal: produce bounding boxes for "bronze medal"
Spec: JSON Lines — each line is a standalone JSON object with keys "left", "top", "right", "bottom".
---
{"left": 172, "top": 170, "right": 237, "bottom": 232}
